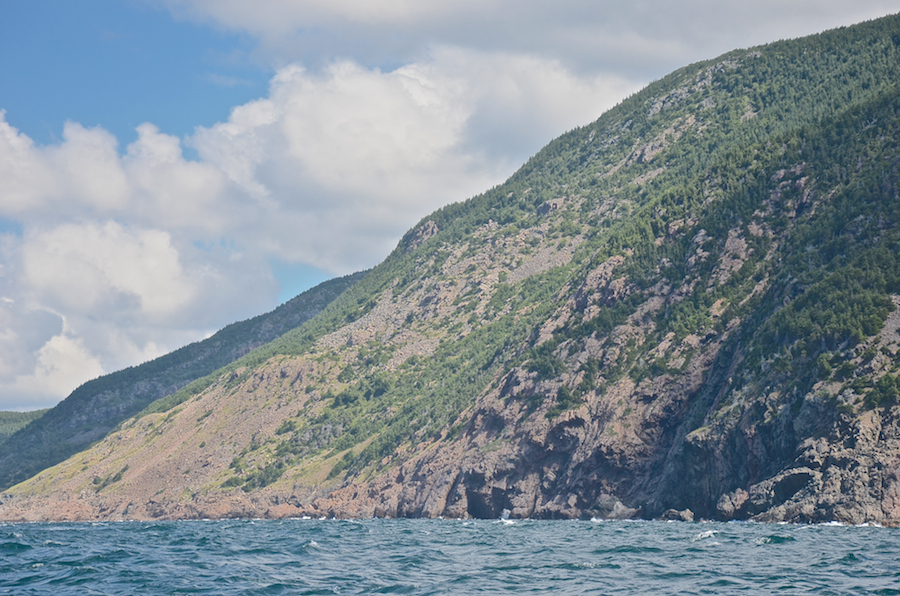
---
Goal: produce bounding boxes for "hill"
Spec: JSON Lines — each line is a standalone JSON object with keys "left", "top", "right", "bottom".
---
{"left": 0, "top": 271, "right": 365, "bottom": 490}
{"left": 3, "top": 14, "right": 900, "bottom": 524}
{"left": 0, "top": 410, "right": 48, "bottom": 442}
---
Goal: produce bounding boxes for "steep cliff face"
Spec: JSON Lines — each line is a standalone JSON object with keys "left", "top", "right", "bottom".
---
{"left": 3, "top": 15, "right": 900, "bottom": 524}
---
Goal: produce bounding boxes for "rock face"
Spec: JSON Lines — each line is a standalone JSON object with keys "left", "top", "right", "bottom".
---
{"left": 4, "top": 15, "right": 900, "bottom": 524}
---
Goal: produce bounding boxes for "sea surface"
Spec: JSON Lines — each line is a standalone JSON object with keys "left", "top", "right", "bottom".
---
{"left": 0, "top": 518, "right": 897, "bottom": 595}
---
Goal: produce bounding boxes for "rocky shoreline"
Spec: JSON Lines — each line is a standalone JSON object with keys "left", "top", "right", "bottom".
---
{"left": 3, "top": 403, "right": 898, "bottom": 526}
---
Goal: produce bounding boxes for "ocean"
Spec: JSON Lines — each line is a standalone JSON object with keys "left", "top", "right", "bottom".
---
{"left": 0, "top": 518, "right": 897, "bottom": 594}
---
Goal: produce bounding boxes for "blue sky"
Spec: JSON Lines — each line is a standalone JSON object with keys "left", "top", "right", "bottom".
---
{"left": 0, "top": 0, "right": 268, "bottom": 147}
{"left": 0, "top": 0, "right": 897, "bottom": 410}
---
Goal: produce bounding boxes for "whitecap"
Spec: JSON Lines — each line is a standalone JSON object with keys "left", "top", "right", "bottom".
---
{"left": 691, "top": 530, "right": 718, "bottom": 542}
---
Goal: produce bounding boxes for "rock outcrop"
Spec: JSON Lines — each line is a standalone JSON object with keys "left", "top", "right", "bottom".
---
{"left": 4, "top": 15, "right": 900, "bottom": 525}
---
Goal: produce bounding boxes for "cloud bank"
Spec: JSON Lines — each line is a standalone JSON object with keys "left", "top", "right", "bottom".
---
{"left": 161, "top": 0, "right": 900, "bottom": 78}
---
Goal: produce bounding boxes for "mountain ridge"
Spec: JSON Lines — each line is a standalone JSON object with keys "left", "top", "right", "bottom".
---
{"left": 3, "top": 14, "right": 900, "bottom": 524}
{"left": 0, "top": 271, "right": 365, "bottom": 491}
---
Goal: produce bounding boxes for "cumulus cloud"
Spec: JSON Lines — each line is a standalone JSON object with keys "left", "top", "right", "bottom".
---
{"left": 0, "top": 46, "right": 634, "bottom": 408}
{"left": 160, "top": 0, "right": 900, "bottom": 78}
{"left": 48, "top": 123, "right": 131, "bottom": 212}
{"left": 0, "top": 112, "right": 58, "bottom": 214}
{"left": 4, "top": 1, "right": 897, "bottom": 409}
{"left": 12, "top": 333, "right": 106, "bottom": 406}
{"left": 124, "top": 123, "right": 237, "bottom": 233}
{"left": 21, "top": 222, "right": 194, "bottom": 320}
{"left": 0, "top": 113, "right": 275, "bottom": 409}
{"left": 190, "top": 50, "right": 636, "bottom": 271}
{"left": 0, "top": 226, "right": 277, "bottom": 409}
{"left": 0, "top": 218, "right": 275, "bottom": 409}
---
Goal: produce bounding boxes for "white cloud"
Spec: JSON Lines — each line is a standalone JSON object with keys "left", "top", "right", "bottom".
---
{"left": 0, "top": 46, "right": 635, "bottom": 408}
{"left": 21, "top": 221, "right": 194, "bottom": 320}
{"left": 160, "top": 0, "right": 900, "bottom": 79}
{"left": 0, "top": 111, "right": 58, "bottom": 213}
{"left": 0, "top": 116, "right": 130, "bottom": 217}
{"left": 434, "top": 47, "right": 636, "bottom": 158}
{"left": 3, "top": 0, "right": 898, "bottom": 409}
{"left": 0, "top": 302, "right": 62, "bottom": 379}
{"left": 0, "top": 218, "right": 278, "bottom": 409}
{"left": 46, "top": 122, "right": 130, "bottom": 212}
{"left": 275, "top": 61, "right": 471, "bottom": 197}
{"left": 12, "top": 333, "right": 106, "bottom": 407}
{"left": 191, "top": 50, "right": 637, "bottom": 271}
{"left": 124, "top": 123, "right": 236, "bottom": 232}
{"left": 0, "top": 111, "right": 279, "bottom": 408}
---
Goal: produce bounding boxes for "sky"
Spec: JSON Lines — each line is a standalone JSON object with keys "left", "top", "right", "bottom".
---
{"left": 1, "top": 1, "right": 898, "bottom": 411}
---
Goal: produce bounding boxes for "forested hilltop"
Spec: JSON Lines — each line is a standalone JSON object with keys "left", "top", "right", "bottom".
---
{"left": 3, "top": 14, "right": 900, "bottom": 524}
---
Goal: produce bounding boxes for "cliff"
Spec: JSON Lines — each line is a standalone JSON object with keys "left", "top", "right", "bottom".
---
{"left": 3, "top": 14, "right": 900, "bottom": 524}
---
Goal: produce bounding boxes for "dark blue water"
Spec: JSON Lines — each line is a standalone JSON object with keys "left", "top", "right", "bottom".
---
{"left": 0, "top": 518, "right": 897, "bottom": 595}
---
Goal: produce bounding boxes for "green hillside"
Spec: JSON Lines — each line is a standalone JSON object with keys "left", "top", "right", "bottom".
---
{"left": 0, "top": 410, "right": 48, "bottom": 443}
{"left": 4, "top": 14, "right": 900, "bottom": 524}
{"left": 174, "top": 14, "right": 900, "bottom": 496}
{"left": 0, "top": 271, "right": 364, "bottom": 491}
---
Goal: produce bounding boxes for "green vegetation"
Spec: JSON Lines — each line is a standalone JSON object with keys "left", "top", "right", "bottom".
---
{"left": 0, "top": 410, "right": 48, "bottom": 443}
{"left": 15, "top": 15, "right": 900, "bottom": 498}
{"left": 0, "top": 272, "right": 365, "bottom": 491}
{"left": 212, "top": 14, "right": 900, "bottom": 487}
{"left": 92, "top": 465, "right": 128, "bottom": 492}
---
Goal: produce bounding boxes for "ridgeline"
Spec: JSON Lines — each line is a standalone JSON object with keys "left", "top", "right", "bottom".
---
{"left": 3, "top": 14, "right": 900, "bottom": 524}
{"left": 0, "top": 272, "right": 364, "bottom": 491}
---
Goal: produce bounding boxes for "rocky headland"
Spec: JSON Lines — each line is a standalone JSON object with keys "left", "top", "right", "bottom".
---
{"left": 4, "top": 14, "right": 900, "bottom": 525}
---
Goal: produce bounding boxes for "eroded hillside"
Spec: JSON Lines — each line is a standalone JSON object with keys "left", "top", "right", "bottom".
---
{"left": 3, "top": 14, "right": 900, "bottom": 524}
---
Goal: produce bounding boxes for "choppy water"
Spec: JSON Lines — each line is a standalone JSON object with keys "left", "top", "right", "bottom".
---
{"left": 0, "top": 518, "right": 897, "bottom": 595}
